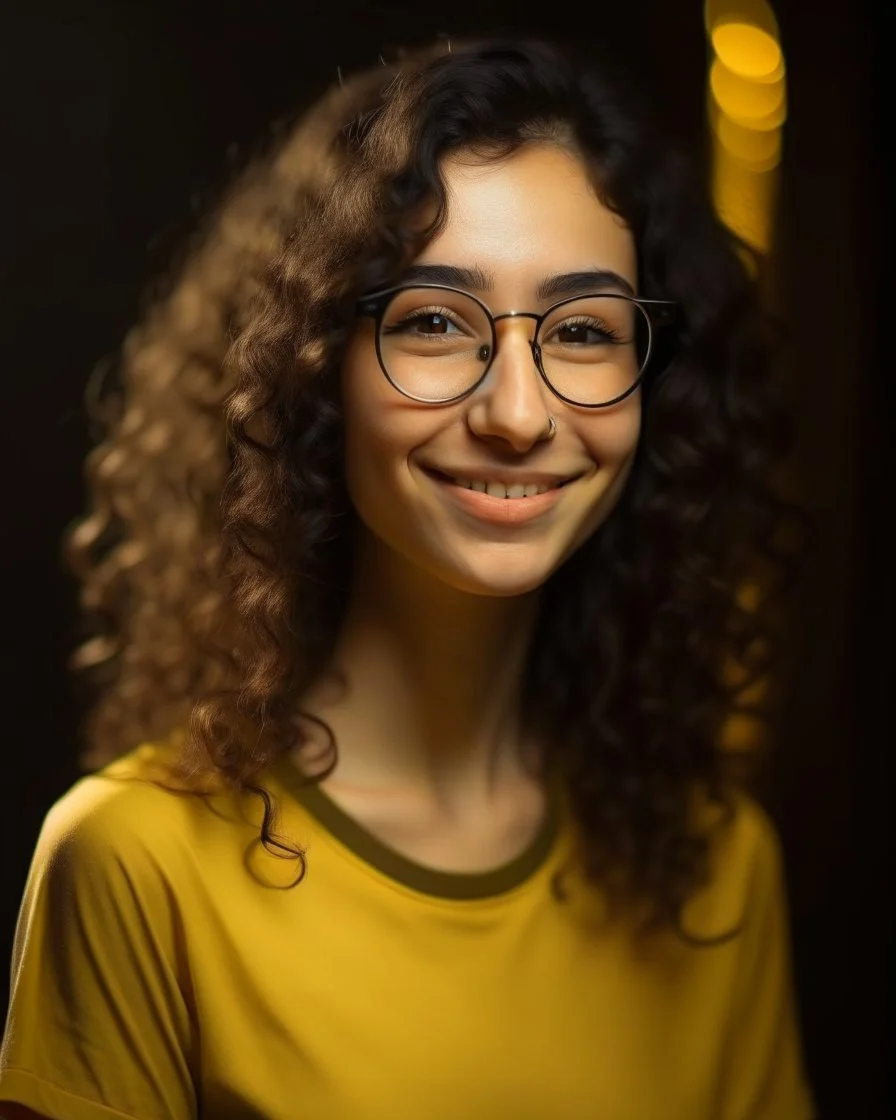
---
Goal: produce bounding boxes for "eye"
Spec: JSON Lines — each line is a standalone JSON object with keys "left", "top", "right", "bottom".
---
{"left": 413, "top": 313, "right": 459, "bottom": 335}
{"left": 551, "top": 318, "right": 623, "bottom": 345}
{"left": 385, "top": 309, "right": 465, "bottom": 337}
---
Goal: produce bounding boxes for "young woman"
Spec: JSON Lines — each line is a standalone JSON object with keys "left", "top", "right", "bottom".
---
{"left": 0, "top": 35, "right": 817, "bottom": 1120}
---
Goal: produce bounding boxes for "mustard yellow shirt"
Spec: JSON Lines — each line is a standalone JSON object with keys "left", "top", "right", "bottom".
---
{"left": 0, "top": 741, "right": 817, "bottom": 1119}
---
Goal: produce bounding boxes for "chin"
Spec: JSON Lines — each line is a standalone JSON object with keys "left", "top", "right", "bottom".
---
{"left": 427, "top": 557, "right": 561, "bottom": 599}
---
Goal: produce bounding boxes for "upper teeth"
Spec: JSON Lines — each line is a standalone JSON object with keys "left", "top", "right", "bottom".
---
{"left": 452, "top": 478, "right": 555, "bottom": 498}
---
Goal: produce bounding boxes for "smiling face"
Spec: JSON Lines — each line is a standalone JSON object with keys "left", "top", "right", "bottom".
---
{"left": 340, "top": 142, "right": 642, "bottom": 598}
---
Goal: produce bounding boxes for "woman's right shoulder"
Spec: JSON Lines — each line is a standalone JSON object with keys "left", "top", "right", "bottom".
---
{"left": 34, "top": 740, "right": 200, "bottom": 869}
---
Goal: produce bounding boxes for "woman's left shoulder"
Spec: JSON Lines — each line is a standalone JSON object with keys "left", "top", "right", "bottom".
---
{"left": 679, "top": 785, "right": 789, "bottom": 939}
{"left": 693, "top": 784, "right": 783, "bottom": 863}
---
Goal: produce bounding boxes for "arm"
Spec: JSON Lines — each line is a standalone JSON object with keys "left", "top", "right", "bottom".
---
{"left": 0, "top": 781, "right": 197, "bottom": 1120}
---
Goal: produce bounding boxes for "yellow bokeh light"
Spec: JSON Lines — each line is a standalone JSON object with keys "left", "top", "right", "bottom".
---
{"left": 710, "top": 57, "right": 787, "bottom": 128}
{"left": 719, "top": 653, "right": 770, "bottom": 754}
{"left": 711, "top": 149, "right": 777, "bottom": 253}
{"left": 709, "top": 98, "right": 782, "bottom": 170}
{"left": 720, "top": 709, "right": 766, "bottom": 753}
{"left": 706, "top": 4, "right": 783, "bottom": 257}
{"left": 735, "top": 581, "right": 762, "bottom": 612}
{"left": 718, "top": 118, "right": 781, "bottom": 171}
{"left": 712, "top": 21, "right": 784, "bottom": 81}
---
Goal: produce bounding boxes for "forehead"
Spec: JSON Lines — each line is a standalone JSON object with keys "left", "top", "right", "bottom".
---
{"left": 414, "top": 143, "right": 637, "bottom": 293}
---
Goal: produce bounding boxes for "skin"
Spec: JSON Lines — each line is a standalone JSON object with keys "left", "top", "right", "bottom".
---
{"left": 297, "top": 142, "right": 641, "bottom": 827}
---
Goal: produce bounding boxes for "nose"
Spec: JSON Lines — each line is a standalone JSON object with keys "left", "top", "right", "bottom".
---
{"left": 464, "top": 317, "right": 554, "bottom": 451}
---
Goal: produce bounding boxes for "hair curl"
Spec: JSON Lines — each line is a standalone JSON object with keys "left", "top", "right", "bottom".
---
{"left": 64, "top": 35, "right": 811, "bottom": 947}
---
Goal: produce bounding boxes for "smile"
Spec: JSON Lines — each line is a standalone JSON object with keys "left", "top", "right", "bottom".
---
{"left": 448, "top": 477, "right": 565, "bottom": 499}
{"left": 425, "top": 468, "right": 578, "bottom": 499}
{"left": 424, "top": 469, "right": 578, "bottom": 525}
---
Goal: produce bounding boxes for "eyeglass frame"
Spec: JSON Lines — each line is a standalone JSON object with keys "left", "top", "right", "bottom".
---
{"left": 356, "top": 282, "right": 679, "bottom": 409}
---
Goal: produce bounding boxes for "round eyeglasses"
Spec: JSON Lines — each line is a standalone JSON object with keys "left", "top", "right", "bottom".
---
{"left": 356, "top": 283, "right": 678, "bottom": 408}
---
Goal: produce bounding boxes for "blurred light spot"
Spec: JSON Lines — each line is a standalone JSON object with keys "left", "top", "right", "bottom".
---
{"left": 735, "top": 581, "right": 762, "bottom": 612}
{"left": 709, "top": 99, "right": 782, "bottom": 170}
{"left": 712, "top": 21, "right": 784, "bottom": 80}
{"left": 712, "top": 153, "right": 776, "bottom": 253}
{"left": 710, "top": 57, "right": 787, "bottom": 127}
{"left": 720, "top": 710, "right": 765, "bottom": 753}
{"left": 706, "top": 1, "right": 784, "bottom": 254}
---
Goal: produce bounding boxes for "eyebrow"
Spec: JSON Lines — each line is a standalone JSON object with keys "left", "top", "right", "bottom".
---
{"left": 398, "top": 263, "right": 636, "bottom": 300}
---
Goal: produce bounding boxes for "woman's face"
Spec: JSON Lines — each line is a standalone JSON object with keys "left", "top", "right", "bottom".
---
{"left": 340, "top": 142, "right": 641, "bottom": 598}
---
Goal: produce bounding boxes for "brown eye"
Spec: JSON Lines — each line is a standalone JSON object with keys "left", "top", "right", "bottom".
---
{"left": 415, "top": 314, "right": 453, "bottom": 334}
{"left": 555, "top": 321, "right": 620, "bottom": 345}
{"left": 383, "top": 310, "right": 465, "bottom": 337}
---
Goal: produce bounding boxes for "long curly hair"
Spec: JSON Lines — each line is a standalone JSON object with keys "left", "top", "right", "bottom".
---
{"left": 63, "top": 35, "right": 810, "bottom": 947}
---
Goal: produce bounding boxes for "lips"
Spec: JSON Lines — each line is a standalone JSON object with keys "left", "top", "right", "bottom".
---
{"left": 424, "top": 467, "right": 574, "bottom": 525}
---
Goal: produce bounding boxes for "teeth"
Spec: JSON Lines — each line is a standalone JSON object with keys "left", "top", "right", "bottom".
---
{"left": 452, "top": 477, "right": 555, "bottom": 498}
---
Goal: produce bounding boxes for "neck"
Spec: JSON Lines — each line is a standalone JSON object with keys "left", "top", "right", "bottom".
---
{"left": 298, "top": 531, "right": 542, "bottom": 812}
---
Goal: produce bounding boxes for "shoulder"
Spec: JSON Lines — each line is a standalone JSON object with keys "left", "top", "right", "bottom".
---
{"left": 30, "top": 738, "right": 280, "bottom": 900}
{"left": 680, "top": 786, "right": 788, "bottom": 939}
{"left": 40, "top": 744, "right": 180, "bottom": 840}
{"left": 694, "top": 785, "right": 784, "bottom": 870}
{"left": 29, "top": 741, "right": 211, "bottom": 890}
{"left": 724, "top": 788, "right": 787, "bottom": 887}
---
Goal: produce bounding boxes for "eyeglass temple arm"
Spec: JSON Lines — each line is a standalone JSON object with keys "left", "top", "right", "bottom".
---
{"left": 636, "top": 298, "right": 680, "bottom": 328}
{"left": 356, "top": 297, "right": 382, "bottom": 317}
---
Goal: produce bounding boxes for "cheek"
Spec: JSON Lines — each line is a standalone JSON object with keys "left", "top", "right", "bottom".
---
{"left": 567, "top": 401, "right": 641, "bottom": 553}
{"left": 339, "top": 337, "right": 423, "bottom": 510}
{"left": 340, "top": 336, "right": 392, "bottom": 473}
{"left": 581, "top": 395, "right": 642, "bottom": 465}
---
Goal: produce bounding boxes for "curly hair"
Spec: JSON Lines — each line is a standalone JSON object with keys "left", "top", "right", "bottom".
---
{"left": 63, "top": 35, "right": 810, "bottom": 947}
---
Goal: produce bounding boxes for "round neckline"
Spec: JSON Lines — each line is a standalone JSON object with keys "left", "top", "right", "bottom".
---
{"left": 269, "top": 752, "right": 565, "bottom": 900}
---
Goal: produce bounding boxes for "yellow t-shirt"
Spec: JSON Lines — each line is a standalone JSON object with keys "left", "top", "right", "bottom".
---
{"left": 0, "top": 741, "right": 817, "bottom": 1120}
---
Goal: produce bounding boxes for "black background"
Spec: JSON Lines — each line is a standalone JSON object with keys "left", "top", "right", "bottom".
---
{"left": 1, "top": 1, "right": 890, "bottom": 1117}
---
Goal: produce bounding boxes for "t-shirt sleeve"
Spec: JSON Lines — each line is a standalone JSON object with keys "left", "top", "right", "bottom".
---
{"left": 0, "top": 781, "right": 197, "bottom": 1120}
{"left": 720, "top": 801, "right": 818, "bottom": 1120}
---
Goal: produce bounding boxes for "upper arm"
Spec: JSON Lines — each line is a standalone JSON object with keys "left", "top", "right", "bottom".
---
{"left": 0, "top": 787, "right": 197, "bottom": 1120}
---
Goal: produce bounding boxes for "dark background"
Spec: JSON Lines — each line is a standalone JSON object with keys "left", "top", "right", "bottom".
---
{"left": 1, "top": 1, "right": 889, "bottom": 1117}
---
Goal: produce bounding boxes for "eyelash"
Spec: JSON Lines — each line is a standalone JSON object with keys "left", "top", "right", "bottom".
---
{"left": 384, "top": 307, "right": 464, "bottom": 332}
{"left": 551, "top": 315, "right": 624, "bottom": 342}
